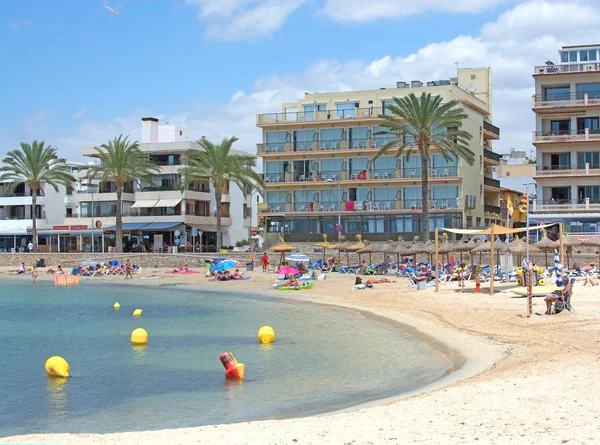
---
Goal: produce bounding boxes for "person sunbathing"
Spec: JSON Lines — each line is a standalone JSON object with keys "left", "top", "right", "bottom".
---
{"left": 582, "top": 275, "right": 598, "bottom": 287}
{"left": 287, "top": 274, "right": 299, "bottom": 287}
{"left": 183, "top": 264, "right": 190, "bottom": 272}
{"left": 232, "top": 269, "right": 242, "bottom": 280}
{"left": 365, "top": 277, "right": 397, "bottom": 284}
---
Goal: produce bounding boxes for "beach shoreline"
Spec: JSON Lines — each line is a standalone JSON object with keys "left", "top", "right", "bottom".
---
{"left": 1, "top": 266, "right": 599, "bottom": 444}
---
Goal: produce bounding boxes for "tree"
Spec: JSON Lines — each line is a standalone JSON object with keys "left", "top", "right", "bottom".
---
{"left": 0, "top": 141, "right": 75, "bottom": 251}
{"left": 179, "top": 136, "right": 264, "bottom": 251}
{"left": 374, "top": 92, "right": 475, "bottom": 241}
{"left": 86, "top": 135, "right": 160, "bottom": 253}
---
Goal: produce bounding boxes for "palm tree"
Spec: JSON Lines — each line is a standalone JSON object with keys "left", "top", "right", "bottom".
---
{"left": 86, "top": 135, "right": 160, "bottom": 253}
{"left": 373, "top": 92, "right": 475, "bottom": 241}
{"left": 179, "top": 136, "right": 264, "bottom": 251}
{"left": 0, "top": 141, "right": 75, "bottom": 251}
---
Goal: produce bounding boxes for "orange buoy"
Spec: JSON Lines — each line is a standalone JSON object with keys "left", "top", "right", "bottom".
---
{"left": 219, "top": 352, "right": 245, "bottom": 379}
{"left": 475, "top": 278, "right": 481, "bottom": 293}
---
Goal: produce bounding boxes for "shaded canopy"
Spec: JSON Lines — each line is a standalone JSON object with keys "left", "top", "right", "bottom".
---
{"left": 549, "top": 233, "right": 580, "bottom": 249}
{"left": 347, "top": 235, "right": 366, "bottom": 252}
{"left": 271, "top": 236, "right": 296, "bottom": 252}
{"left": 472, "top": 237, "right": 509, "bottom": 252}
{"left": 391, "top": 242, "right": 411, "bottom": 256}
{"left": 356, "top": 241, "right": 383, "bottom": 254}
{"left": 509, "top": 236, "right": 541, "bottom": 254}
{"left": 465, "top": 237, "right": 481, "bottom": 250}
{"left": 453, "top": 239, "right": 472, "bottom": 252}
{"left": 534, "top": 229, "right": 556, "bottom": 250}
{"left": 313, "top": 234, "right": 337, "bottom": 250}
{"left": 438, "top": 240, "right": 456, "bottom": 254}
{"left": 408, "top": 241, "right": 429, "bottom": 254}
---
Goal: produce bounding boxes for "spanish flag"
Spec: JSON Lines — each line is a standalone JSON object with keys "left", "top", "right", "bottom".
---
{"left": 506, "top": 193, "right": 514, "bottom": 217}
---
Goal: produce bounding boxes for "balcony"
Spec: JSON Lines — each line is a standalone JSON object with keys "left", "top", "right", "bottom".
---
{"left": 259, "top": 199, "right": 461, "bottom": 215}
{"left": 532, "top": 93, "right": 600, "bottom": 111}
{"left": 533, "top": 129, "right": 600, "bottom": 144}
{"left": 484, "top": 204, "right": 501, "bottom": 215}
{"left": 532, "top": 199, "right": 600, "bottom": 213}
{"left": 534, "top": 62, "right": 600, "bottom": 75}
{"left": 483, "top": 121, "right": 500, "bottom": 140}
{"left": 484, "top": 176, "right": 500, "bottom": 189}
{"left": 483, "top": 147, "right": 501, "bottom": 164}
{"left": 534, "top": 165, "right": 600, "bottom": 178}
{"left": 257, "top": 107, "right": 384, "bottom": 126}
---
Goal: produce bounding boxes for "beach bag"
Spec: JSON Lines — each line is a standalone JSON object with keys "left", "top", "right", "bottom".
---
{"left": 355, "top": 277, "right": 363, "bottom": 285}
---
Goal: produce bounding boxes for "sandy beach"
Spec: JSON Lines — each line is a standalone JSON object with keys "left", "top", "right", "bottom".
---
{"left": 1, "top": 265, "right": 600, "bottom": 444}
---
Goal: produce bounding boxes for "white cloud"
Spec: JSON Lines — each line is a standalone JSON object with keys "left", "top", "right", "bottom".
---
{"left": 4, "top": 0, "right": 600, "bottom": 163}
{"left": 184, "top": 0, "right": 307, "bottom": 41}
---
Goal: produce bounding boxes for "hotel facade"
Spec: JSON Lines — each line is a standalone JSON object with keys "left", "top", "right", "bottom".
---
{"left": 256, "top": 68, "right": 502, "bottom": 242}
{"left": 531, "top": 44, "right": 600, "bottom": 233}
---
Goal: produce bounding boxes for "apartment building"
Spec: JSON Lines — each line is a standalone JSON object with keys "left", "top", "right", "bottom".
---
{"left": 531, "top": 44, "right": 600, "bottom": 233}
{"left": 256, "top": 68, "right": 502, "bottom": 242}
{"left": 60, "top": 117, "right": 256, "bottom": 251}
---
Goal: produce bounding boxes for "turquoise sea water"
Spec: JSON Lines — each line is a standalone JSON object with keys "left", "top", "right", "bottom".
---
{"left": 0, "top": 280, "right": 454, "bottom": 437}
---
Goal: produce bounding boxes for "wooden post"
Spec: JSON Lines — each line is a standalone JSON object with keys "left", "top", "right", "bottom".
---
{"left": 435, "top": 228, "right": 439, "bottom": 293}
{"left": 490, "top": 224, "right": 495, "bottom": 296}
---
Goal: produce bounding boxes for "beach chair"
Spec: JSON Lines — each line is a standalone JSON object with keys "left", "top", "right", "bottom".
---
{"left": 551, "top": 278, "right": 575, "bottom": 314}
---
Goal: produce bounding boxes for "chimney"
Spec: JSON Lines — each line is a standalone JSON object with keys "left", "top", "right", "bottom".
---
{"left": 396, "top": 81, "right": 407, "bottom": 88}
{"left": 411, "top": 80, "right": 423, "bottom": 88}
{"left": 141, "top": 117, "right": 159, "bottom": 143}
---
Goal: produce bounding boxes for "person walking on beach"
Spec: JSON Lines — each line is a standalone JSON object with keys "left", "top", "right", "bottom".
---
{"left": 32, "top": 266, "right": 38, "bottom": 284}
{"left": 125, "top": 259, "right": 133, "bottom": 280}
{"left": 261, "top": 253, "right": 269, "bottom": 272}
{"left": 27, "top": 241, "right": 34, "bottom": 253}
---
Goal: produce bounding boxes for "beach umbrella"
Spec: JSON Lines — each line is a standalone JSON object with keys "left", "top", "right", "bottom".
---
{"left": 534, "top": 228, "right": 556, "bottom": 268}
{"left": 391, "top": 241, "right": 411, "bottom": 266}
{"left": 576, "top": 236, "right": 600, "bottom": 266}
{"left": 313, "top": 234, "right": 336, "bottom": 261}
{"left": 509, "top": 236, "right": 540, "bottom": 265}
{"left": 357, "top": 241, "right": 379, "bottom": 265}
{"left": 276, "top": 265, "right": 299, "bottom": 276}
{"left": 216, "top": 260, "right": 237, "bottom": 271}
{"left": 343, "top": 234, "right": 366, "bottom": 266}
{"left": 437, "top": 233, "right": 455, "bottom": 266}
{"left": 272, "top": 236, "right": 296, "bottom": 264}
{"left": 285, "top": 253, "right": 310, "bottom": 262}
{"left": 553, "top": 250, "right": 563, "bottom": 286}
{"left": 473, "top": 237, "right": 508, "bottom": 269}
{"left": 332, "top": 237, "right": 353, "bottom": 266}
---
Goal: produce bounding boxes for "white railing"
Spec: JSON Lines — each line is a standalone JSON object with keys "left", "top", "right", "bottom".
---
{"left": 533, "top": 199, "right": 600, "bottom": 212}
{"left": 533, "top": 129, "right": 600, "bottom": 143}
{"left": 534, "top": 62, "right": 600, "bottom": 75}
{"left": 532, "top": 93, "right": 600, "bottom": 109}
{"left": 534, "top": 166, "right": 600, "bottom": 177}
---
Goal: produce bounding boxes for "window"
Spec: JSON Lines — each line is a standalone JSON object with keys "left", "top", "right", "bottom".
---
{"left": 320, "top": 128, "right": 344, "bottom": 149}
{"left": 382, "top": 99, "right": 394, "bottom": 116}
{"left": 470, "top": 74, "right": 476, "bottom": 80}
{"left": 403, "top": 155, "right": 422, "bottom": 178}
{"left": 348, "top": 187, "right": 371, "bottom": 202}
{"left": 348, "top": 157, "right": 369, "bottom": 178}
{"left": 550, "top": 153, "right": 571, "bottom": 170}
{"left": 265, "top": 131, "right": 288, "bottom": 151}
{"left": 293, "top": 129, "right": 316, "bottom": 151}
{"left": 320, "top": 158, "right": 343, "bottom": 181}
{"left": 578, "top": 186, "right": 600, "bottom": 203}
{"left": 349, "top": 126, "right": 369, "bottom": 148}
{"left": 577, "top": 152, "right": 600, "bottom": 169}
{"left": 466, "top": 216, "right": 472, "bottom": 228}
{"left": 303, "top": 104, "right": 326, "bottom": 121}
{"left": 476, "top": 217, "right": 481, "bottom": 227}
{"left": 580, "top": 49, "right": 597, "bottom": 62}
{"left": 336, "top": 102, "right": 359, "bottom": 119}
{"left": 550, "top": 119, "right": 570, "bottom": 135}
{"left": 577, "top": 117, "right": 600, "bottom": 133}
{"left": 373, "top": 156, "right": 397, "bottom": 179}
{"left": 576, "top": 83, "right": 600, "bottom": 99}
{"left": 431, "top": 154, "right": 458, "bottom": 176}
{"left": 266, "top": 191, "right": 288, "bottom": 211}
{"left": 264, "top": 161, "right": 287, "bottom": 181}
{"left": 321, "top": 188, "right": 343, "bottom": 212}
{"left": 395, "top": 215, "right": 418, "bottom": 233}
{"left": 363, "top": 216, "right": 388, "bottom": 233}
{"left": 403, "top": 186, "right": 421, "bottom": 209}
{"left": 372, "top": 125, "right": 395, "bottom": 148}
{"left": 544, "top": 86, "right": 570, "bottom": 101}
{"left": 293, "top": 189, "right": 316, "bottom": 211}
{"left": 373, "top": 187, "right": 397, "bottom": 209}
{"left": 292, "top": 159, "right": 316, "bottom": 181}
{"left": 429, "top": 214, "right": 462, "bottom": 231}
{"left": 432, "top": 185, "right": 459, "bottom": 209}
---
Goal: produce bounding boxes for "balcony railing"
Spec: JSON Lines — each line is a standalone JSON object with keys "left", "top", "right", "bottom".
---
{"left": 258, "top": 107, "right": 385, "bottom": 124}
{"left": 533, "top": 129, "right": 600, "bottom": 143}
{"left": 532, "top": 92, "right": 600, "bottom": 109}
{"left": 483, "top": 148, "right": 501, "bottom": 163}
{"left": 484, "top": 177, "right": 500, "bottom": 188}
{"left": 260, "top": 199, "right": 460, "bottom": 214}
{"left": 534, "top": 62, "right": 600, "bottom": 75}
{"left": 532, "top": 199, "right": 600, "bottom": 212}
{"left": 483, "top": 121, "right": 500, "bottom": 139}
{"left": 535, "top": 165, "right": 600, "bottom": 176}
{"left": 484, "top": 204, "right": 501, "bottom": 214}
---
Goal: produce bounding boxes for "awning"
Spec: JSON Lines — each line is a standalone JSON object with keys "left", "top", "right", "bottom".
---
{"left": 441, "top": 223, "right": 557, "bottom": 235}
{"left": 154, "top": 198, "right": 182, "bottom": 208}
{"left": 141, "top": 222, "right": 183, "bottom": 230}
{"left": 196, "top": 226, "right": 219, "bottom": 232}
{"left": 104, "top": 223, "right": 151, "bottom": 231}
{"left": 131, "top": 200, "right": 158, "bottom": 208}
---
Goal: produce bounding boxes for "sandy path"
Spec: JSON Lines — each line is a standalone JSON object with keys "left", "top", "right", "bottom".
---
{"left": 1, "top": 266, "right": 600, "bottom": 444}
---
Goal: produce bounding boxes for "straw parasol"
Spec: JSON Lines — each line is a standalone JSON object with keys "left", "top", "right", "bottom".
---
{"left": 549, "top": 233, "right": 580, "bottom": 268}
{"left": 576, "top": 236, "right": 600, "bottom": 266}
{"left": 534, "top": 228, "right": 556, "bottom": 268}
{"left": 332, "top": 236, "right": 353, "bottom": 266}
{"left": 357, "top": 240, "right": 382, "bottom": 265}
{"left": 509, "top": 235, "right": 541, "bottom": 265}
{"left": 347, "top": 234, "right": 366, "bottom": 265}
{"left": 473, "top": 236, "right": 508, "bottom": 268}
{"left": 313, "top": 234, "right": 336, "bottom": 261}
{"left": 408, "top": 236, "right": 429, "bottom": 263}
{"left": 271, "top": 236, "right": 296, "bottom": 264}
{"left": 437, "top": 233, "right": 456, "bottom": 266}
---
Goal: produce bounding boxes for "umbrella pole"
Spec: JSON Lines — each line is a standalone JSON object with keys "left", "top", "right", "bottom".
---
{"left": 544, "top": 250, "right": 548, "bottom": 269}
{"left": 369, "top": 253, "right": 372, "bottom": 265}
{"left": 559, "top": 223, "right": 564, "bottom": 270}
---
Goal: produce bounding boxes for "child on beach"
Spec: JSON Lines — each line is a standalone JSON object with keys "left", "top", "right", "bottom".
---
{"left": 261, "top": 253, "right": 269, "bottom": 272}
{"left": 125, "top": 260, "right": 133, "bottom": 280}
{"left": 32, "top": 267, "right": 38, "bottom": 283}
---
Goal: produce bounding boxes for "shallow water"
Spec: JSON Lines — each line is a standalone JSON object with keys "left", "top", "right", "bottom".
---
{"left": 0, "top": 280, "right": 453, "bottom": 437}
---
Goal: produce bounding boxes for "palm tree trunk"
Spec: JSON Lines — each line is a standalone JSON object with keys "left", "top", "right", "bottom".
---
{"left": 31, "top": 189, "right": 38, "bottom": 252}
{"left": 420, "top": 153, "right": 430, "bottom": 242}
{"left": 215, "top": 189, "right": 223, "bottom": 251}
{"left": 116, "top": 187, "right": 123, "bottom": 253}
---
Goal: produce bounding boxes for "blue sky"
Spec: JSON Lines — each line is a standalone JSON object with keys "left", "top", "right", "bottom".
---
{"left": 0, "top": 0, "right": 595, "bottom": 160}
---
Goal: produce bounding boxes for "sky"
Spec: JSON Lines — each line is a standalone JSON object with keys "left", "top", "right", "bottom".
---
{"left": 1, "top": 0, "right": 598, "bottom": 162}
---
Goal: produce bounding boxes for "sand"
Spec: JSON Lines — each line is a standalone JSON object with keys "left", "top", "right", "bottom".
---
{"left": 1, "top": 265, "right": 600, "bottom": 445}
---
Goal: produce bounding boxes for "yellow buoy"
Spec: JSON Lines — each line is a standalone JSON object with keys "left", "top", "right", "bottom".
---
{"left": 45, "top": 356, "right": 69, "bottom": 378}
{"left": 133, "top": 308, "right": 142, "bottom": 317}
{"left": 131, "top": 328, "right": 148, "bottom": 345}
{"left": 257, "top": 326, "right": 275, "bottom": 344}
{"left": 113, "top": 302, "right": 120, "bottom": 309}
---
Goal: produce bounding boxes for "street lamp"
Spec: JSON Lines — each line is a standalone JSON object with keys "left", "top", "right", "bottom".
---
{"left": 327, "top": 178, "right": 342, "bottom": 238}
{"left": 87, "top": 184, "right": 99, "bottom": 253}
{"left": 523, "top": 182, "right": 535, "bottom": 260}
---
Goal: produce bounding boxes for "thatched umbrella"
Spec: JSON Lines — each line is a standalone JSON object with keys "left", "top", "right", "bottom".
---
{"left": 332, "top": 236, "right": 353, "bottom": 266}
{"left": 453, "top": 237, "right": 471, "bottom": 264}
{"left": 357, "top": 241, "right": 382, "bottom": 265}
{"left": 390, "top": 241, "right": 410, "bottom": 266}
{"left": 313, "top": 234, "right": 336, "bottom": 261}
{"left": 549, "top": 233, "right": 580, "bottom": 268}
{"left": 408, "top": 236, "right": 429, "bottom": 264}
{"left": 347, "top": 235, "right": 366, "bottom": 265}
{"left": 575, "top": 236, "right": 600, "bottom": 266}
{"left": 534, "top": 228, "right": 556, "bottom": 268}
{"left": 473, "top": 236, "right": 508, "bottom": 269}
{"left": 437, "top": 233, "right": 456, "bottom": 266}
{"left": 271, "top": 236, "right": 296, "bottom": 264}
{"left": 509, "top": 235, "right": 541, "bottom": 265}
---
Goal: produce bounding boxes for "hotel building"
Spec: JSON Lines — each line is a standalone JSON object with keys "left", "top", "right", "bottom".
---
{"left": 531, "top": 44, "right": 600, "bottom": 233}
{"left": 256, "top": 68, "right": 501, "bottom": 242}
